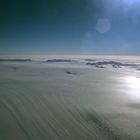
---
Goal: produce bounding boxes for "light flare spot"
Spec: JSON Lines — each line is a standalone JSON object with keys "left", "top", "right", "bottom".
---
{"left": 96, "top": 18, "right": 111, "bottom": 34}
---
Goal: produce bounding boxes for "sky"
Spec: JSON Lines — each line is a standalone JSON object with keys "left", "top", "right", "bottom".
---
{"left": 0, "top": 0, "right": 140, "bottom": 55}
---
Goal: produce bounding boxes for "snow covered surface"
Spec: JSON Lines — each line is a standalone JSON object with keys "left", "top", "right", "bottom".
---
{"left": 0, "top": 55, "right": 140, "bottom": 140}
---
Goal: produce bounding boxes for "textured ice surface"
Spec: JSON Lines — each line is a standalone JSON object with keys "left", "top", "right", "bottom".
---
{"left": 0, "top": 55, "right": 140, "bottom": 140}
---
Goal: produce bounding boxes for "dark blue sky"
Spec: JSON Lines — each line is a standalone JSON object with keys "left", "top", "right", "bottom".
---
{"left": 0, "top": 0, "right": 140, "bottom": 55}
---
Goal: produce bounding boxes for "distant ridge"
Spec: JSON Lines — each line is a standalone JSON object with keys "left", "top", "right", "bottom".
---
{"left": 45, "top": 59, "right": 74, "bottom": 63}
{"left": 0, "top": 59, "right": 32, "bottom": 62}
{"left": 86, "top": 61, "right": 140, "bottom": 68}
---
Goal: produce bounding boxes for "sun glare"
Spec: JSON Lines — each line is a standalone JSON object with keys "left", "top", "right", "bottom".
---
{"left": 123, "top": 76, "right": 140, "bottom": 98}
{"left": 123, "top": 0, "right": 140, "bottom": 5}
{"left": 125, "top": 76, "right": 140, "bottom": 89}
